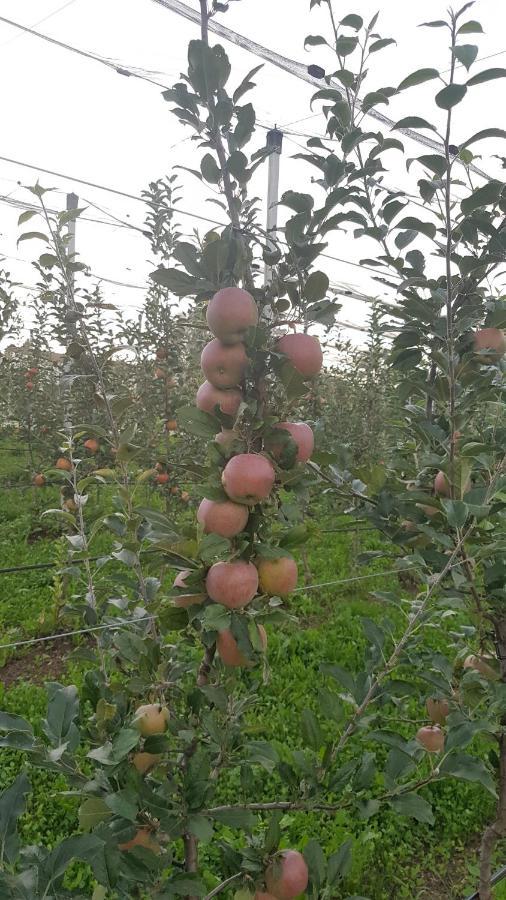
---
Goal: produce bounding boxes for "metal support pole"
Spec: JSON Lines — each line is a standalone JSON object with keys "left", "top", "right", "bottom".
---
{"left": 66, "top": 192, "right": 78, "bottom": 289}
{"left": 61, "top": 192, "right": 79, "bottom": 434}
{"left": 264, "top": 127, "right": 283, "bottom": 286}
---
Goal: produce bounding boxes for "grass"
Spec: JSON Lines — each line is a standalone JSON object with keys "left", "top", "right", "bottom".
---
{"left": 0, "top": 442, "right": 499, "bottom": 899}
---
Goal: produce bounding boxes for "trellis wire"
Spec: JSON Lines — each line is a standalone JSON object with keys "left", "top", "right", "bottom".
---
{"left": 0, "top": 563, "right": 423, "bottom": 652}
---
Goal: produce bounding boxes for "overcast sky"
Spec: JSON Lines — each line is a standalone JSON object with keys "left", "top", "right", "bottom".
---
{"left": 0, "top": 0, "right": 505, "bottom": 345}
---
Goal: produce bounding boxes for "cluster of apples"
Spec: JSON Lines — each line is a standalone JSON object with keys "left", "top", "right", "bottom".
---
{"left": 416, "top": 697, "right": 449, "bottom": 753}
{"left": 34, "top": 437, "right": 101, "bottom": 487}
{"left": 154, "top": 346, "right": 178, "bottom": 388}
{"left": 173, "top": 286, "right": 322, "bottom": 668}
{"left": 24, "top": 365, "right": 39, "bottom": 391}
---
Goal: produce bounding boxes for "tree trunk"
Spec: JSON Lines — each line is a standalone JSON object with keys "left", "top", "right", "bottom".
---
{"left": 478, "top": 617, "right": 506, "bottom": 899}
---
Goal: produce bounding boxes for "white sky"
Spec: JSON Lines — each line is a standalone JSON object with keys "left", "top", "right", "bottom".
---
{"left": 0, "top": 0, "right": 505, "bottom": 345}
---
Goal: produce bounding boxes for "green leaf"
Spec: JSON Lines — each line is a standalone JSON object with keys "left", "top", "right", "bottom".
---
{"left": 303, "top": 271, "right": 329, "bottom": 302}
{"left": 390, "top": 792, "right": 434, "bottom": 825}
{"left": 454, "top": 44, "right": 478, "bottom": 70}
{"left": 16, "top": 231, "right": 49, "bottom": 246}
{"left": 304, "top": 35, "right": 328, "bottom": 48}
{"left": 382, "top": 199, "right": 405, "bottom": 224}
{"left": 301, "top": 708, "right": 323, "bottom": 751}
{"left": 441, "top": 500, "right": 469, "bottom": 527}
{"left": 150, "top": 267, "right": 207, "bottom": 297}
{"left": 369, "top": 38, "right": 396, "bottom": 53}
{"left": 211, "top": 808, "right": 256, "bottom": 829}
{"left": 436, "top": 83, "right": 467, "bottom": 109}
{"left": 335, "top": 35, "right": 359, "bottom": 56}
{"left": 38, "top": 835, "right": 106, "bottom": 895}
{"left": 457, "top": 19, "right": 483, "bottom": 33}
{"left": 310, "top": 88, "right": 342, "bottom": 110}
{"left": 397, "top": 68, "right": 439, "bottom": 91}
{"left": 233, "top": 64, "right": 263, "bottom": 104}
{"left": 461, "top": 127, "right": 506, "bottom": 149}
{"left": 392, "top": 116, "right": 437, "bottom": 133}
{"left": 233, "top": 103, "right": 255, "bottom": 149}
{"left": 177, "top": 405, "right": 219, "bottom": 437}
{"left": 165, "top": 873, "right": 207, "bottom": 897}
{"left": 17, "top": 210, "right": 37, "bottom": 225}
{"left": 461, "top": 180, "right": 502, "bottom": 214}
{"left": 467, "top": 67, "right": 506, "bottom": 86}
{"left": 43, "top": 683, "right": 79, "bottom": 750}
{"left": 280, "top": 191, "right": 314, "bottom": 213}
{"left": 227, "top": 150, "right": 248, "bottom": 182}
{"left": 304, "top": 839, "right": 326, "bottom": 889}
{"left": 327, "top": 839, "right": 352, "bottom": 884}
{"left": 340, "top": 14, "right": 363, "bottom": 30}
{"left": 0, "top": 773, "right": 31, "bottom": 865}
{"left": 188, "top": 40, "right": 230, "bottom": 95}
{"left": 199, "top": 532, "right": 231, "bottom": 563}
{"left": 444, "top": 719, "right": 492, "bottom": 752}
{"left": 201, "top": 153, "right": 222, "bottom": 184}
{"left": 440, "top": 752, "right": 497, "bottom": 795}
{"left": 201, "top": 603, "right": 230, "bottom": 632}
{"left": 246, "top": 740, "right": 280, "bottom": 772}
{"left": 187, "top": 814, "right": 214, "bottom": 842}
{"left": 395, "top": 217, "right": 436, "bottom": 240}
{"left": 416, "top": 154, "right": 447, "bottom": 176}
{"left": 78, "top": 797, "right": 112, "bottom": 831}
{"left": 0, "top": 713, "right": 33, "bottom": 735}
{"left": 105, "top": 789, "right": 138, "bottom": 822}
{"left": 419, "top": 20, "right": 448, "bottom": 28}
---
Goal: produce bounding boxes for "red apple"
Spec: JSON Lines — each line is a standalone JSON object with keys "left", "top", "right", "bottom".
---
{"left": 271, "top": 422, "right": 314, "bottom": 464}
{"left": 196, "top": 382, "right": 243, "bottom": 418}
{"left": 206, "top": 560, "right": 258, "bottom": 609}
{"left": 197, "top": 498, "right": 249, "bottom": 538}
{"left": 426, "top": 697, "right": 449, "bottom": 725}
{"left": 155, "top": 473, "right": 169, "bottom": 485}
{"left": 166, "top": 418, "right": 178, "bottom": 431}
{"left": 172, "top": 570, "right": 205, "bottom": 608}
{"left": 416, "top": 725, "right": 444, "bottom": 753}
{"left": 434, "top": 471, "right": 450, "bottom": 497}
{"left": 55, "top": 457, "right": 72, "bottom": 471}
{"left": 474, "top": 327, "right": 506, "bottom": 359}
{"left": 257, "top": 557, "right": 298, "bottom": 597}
{"left": 206, "top": 286, "right": 258, "bottom": 344}
{"left": 25, "top": 380, "right": 34, "bottom": 390}
{"left": 255, "top": 894, "right": 278, "bottom": 900}
{"left": 84, "top": 438, "right": 99, "bottom": 453}
{"left": 33, "top": 474, "right": 46, "bottom": 487}
{"left": 216, "top": 625, "right": 267, "bottom": 667}
{"left": 265, "top": 850, "right": 309, "bottom": 900}
{"left": 222, "top": 454, "right": 275, "bottom": 505}
{"left": 276, "top": 333, "right": 323, "bottom": 378}
{"left": 26, "top": 367, "right": 39, "bottom": 376}
{"left": 201, "top": 338, "right": 249, "bottom": 389}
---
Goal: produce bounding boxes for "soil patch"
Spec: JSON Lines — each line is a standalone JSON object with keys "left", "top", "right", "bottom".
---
{"left": 0, "top": 636, "right": 75, "bottom": 689}
{"left": 416, "top": 837, "right": 481, "bottom": 899}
